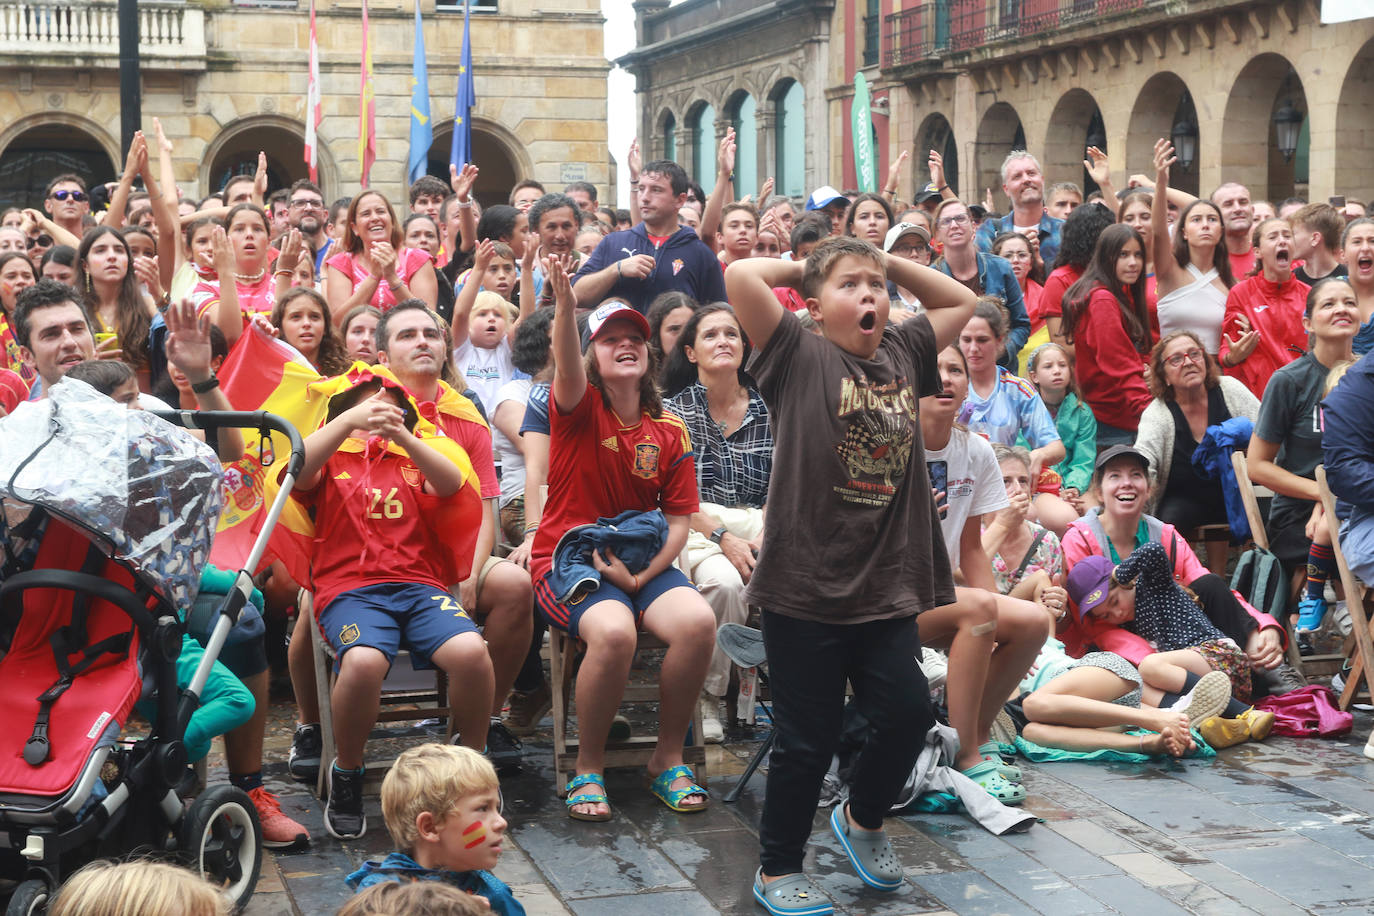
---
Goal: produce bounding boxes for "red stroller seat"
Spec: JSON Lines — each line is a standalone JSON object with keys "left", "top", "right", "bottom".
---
{"left": 0, "top": 520, "right": 144, "bottom": 798}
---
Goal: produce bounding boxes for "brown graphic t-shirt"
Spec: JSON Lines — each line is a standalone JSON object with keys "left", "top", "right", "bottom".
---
{"left": 745, "top": 311, "right": 955, "bottom": 624}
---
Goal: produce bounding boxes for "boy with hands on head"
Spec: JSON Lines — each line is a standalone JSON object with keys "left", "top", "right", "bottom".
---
{"left": 724, "top": 237, "right": 975, "bottom": 915}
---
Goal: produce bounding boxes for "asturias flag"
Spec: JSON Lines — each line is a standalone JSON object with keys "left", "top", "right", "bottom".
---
{"left": 358, "top": 0, "right": 377, "bottom": 186}
{"left": 407, "top": 0, "right": 432, "bottom": 185}
{"left": 449, "top": 0, "right": 475, "bottom": 170}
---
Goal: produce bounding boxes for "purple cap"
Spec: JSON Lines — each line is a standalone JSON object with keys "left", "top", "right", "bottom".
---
{"left": 1066, "top": 556, "right": 1115, "bottom": 621}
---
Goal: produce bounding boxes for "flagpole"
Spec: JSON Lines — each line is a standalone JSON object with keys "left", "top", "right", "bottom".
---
{"left": 305, "top": 0, "right": 322, "bottom": 183}
{"left": 358, "top": 0, "right": 376, "bottom": 187}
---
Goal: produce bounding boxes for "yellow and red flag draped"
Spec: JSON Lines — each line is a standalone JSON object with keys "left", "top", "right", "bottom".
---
{"left": 210, "top": 326, "right": 327, "bottom": 573}
{"left": 270, "top": 362, "right": 485, "bottom": 591}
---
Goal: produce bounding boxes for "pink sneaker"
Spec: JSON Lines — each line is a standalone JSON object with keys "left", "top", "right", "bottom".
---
{"left": 248, "top": 786, "right": 310, "bottom": 848}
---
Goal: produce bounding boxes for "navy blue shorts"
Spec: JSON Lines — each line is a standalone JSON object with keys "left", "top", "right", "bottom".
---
{"left": 317, "top": 582, "right": 479, "bottom": 669}
{"left": 534, "top": 567, "right": 694, "bottom": 640}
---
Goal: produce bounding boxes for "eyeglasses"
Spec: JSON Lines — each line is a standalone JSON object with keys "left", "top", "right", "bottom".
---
{"left": 26, "top": 234, "right": 53, "bottom": 249}
{"left": 1164, "top": 347, "right": 1205, "bottom": 369}
{"left": 290, "top": 198, "right": 324, "bottom": 210}
{"left": 50, "top": 190, "right": 87, "bottom": 202}
{"left": 938, "top": 213, "right": 971, "bottom": 228}
{"left": 891, "top": 243, "right": 925, "bottom": 257}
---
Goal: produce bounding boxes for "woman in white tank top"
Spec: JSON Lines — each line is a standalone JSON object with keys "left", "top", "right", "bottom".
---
{"left": 1149, "top": 139, "right": 1236, "bottom": 352}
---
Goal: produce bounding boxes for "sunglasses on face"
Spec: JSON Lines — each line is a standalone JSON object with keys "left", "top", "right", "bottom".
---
{"left": 50, "top": 190, "right": 87, "bottom": 202}
{"left": 26, "top": 234, "right": 53, "bottom": 249}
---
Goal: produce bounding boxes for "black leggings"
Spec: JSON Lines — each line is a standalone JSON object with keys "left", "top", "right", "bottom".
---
{"left": 1188, "top": 573, "right": 1258, "bottom": 645}
{"left": 759, "top": 610, "right": 933, "bottom": 877}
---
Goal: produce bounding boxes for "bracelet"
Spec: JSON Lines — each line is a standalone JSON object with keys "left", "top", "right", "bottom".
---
{"left": 883, "top": 187, "right": 896, "bottom": 195}
{"left": 524, "top": 523, "right": 539, "bottom": 535}
{"left": 191, "top": 375, "right": 220, "bottom": 394}
{"left": 273, "top": 268, "right": 293, "bottom": 278}
{"left": 457, "top": 198, "right": 474, "bottom": 209}
{"left": 938, "top": 184, "right": 950, "bottom": 192}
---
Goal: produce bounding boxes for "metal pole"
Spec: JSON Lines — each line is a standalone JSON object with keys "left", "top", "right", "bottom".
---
{"left": 118, "top": 0, "right": 140, "bottom": 154}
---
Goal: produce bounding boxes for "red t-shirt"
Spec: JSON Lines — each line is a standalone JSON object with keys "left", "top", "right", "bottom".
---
{"left": 530, "top": 383, "right": 699, "bottom": 582}
{"left": 293, "top": 444, "right": 456, "bottom": 612}
{"left": 1229, "top": 249, "right": 1256, "bottom": 281}
{"left": 1038, "top": 265, "right": 1082, "bottom": 321}
{"left": 1075, "top": 286, "right": 1153, "bottom": 431}
{"left": 426, "top": 388, "right": 500, "bottom": 500}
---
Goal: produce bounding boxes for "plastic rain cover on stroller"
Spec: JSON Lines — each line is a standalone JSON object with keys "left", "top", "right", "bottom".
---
{"left": 0, "top": 378, "right": 222, "bottom": 611}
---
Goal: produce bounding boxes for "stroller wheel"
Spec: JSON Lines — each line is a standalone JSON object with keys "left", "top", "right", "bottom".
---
{"left": 5, "top": 879, "right": 50, "bottom": 916}
{"left": 180, "top": 785, "right": 262, "bottom": 910}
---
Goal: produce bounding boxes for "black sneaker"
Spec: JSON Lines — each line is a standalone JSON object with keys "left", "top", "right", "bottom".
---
{"left": 325, "top": 761, "right": 366, "bottom": 840}
{"left": 485, "top": 718, "right": 523, "bottom": 775}
{"left": 288, "top": 723, "right": 322, "bottom": 784}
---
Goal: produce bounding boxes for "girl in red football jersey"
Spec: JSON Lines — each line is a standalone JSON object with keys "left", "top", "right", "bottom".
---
{"left": 530, "top": 257, "right": 716, "bottom": 822}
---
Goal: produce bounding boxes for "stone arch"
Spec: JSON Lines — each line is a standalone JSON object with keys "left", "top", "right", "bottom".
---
{"left": 1222, "top": 53, "right": 1308, "bottom": 203}
{"left": 686, "top": 100, "right": 719, "bottom": 191}
{"left": 201, "top": 114, "right": 337, "bottom": 202}
{"left": 1126, "top": 72, "right": 1199, "bottom": 197}
{"left": 656, "top": 107, "right": 678, "bottom": 163}
{"left": 975, "top": 101, "right": 1025, "bottom": 203}
{"left": 725, "top": 89, "right": 758, "bottom": 198}
{"left": 1042, "top": 88, "right": 1104, "bottom": 193}
{"left": 770, "top": 78, "right": 806, "bottom": 199}
{"left": 1335, "top": 38, "right": 1374, "bottom": 200}
{"left": 0, "top": 113, "right": 118, "bottom": 210}
{"left": 916, "top": 112, "right": 958, "bottom": 197}
{"left": 429, "top": 117, "right": 533, "bottom": 208}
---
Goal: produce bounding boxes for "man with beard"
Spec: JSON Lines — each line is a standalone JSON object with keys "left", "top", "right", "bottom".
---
{"left": 1213, "top": 182, "right": 1257, "bottom": 279}
{"left": 976, "top": 151, "right": 1064, "bottom": 267}
{"left": 287, "top": 180, "right": 332, "bottom": 277}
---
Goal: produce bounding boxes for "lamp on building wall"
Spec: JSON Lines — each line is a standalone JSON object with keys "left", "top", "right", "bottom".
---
{"left": 1273, "top": 100, "right": 1304, "bottom": 163}
{"left": 1170, "top": 113, "right": 1198, "bottom": 173}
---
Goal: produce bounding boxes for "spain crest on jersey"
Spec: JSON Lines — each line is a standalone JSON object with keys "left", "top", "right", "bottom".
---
{"left": 633, "top": 442, "right": 661, "bottom": 479}
{"left": 399, "top": 460, "right": 423, "bottom": 488}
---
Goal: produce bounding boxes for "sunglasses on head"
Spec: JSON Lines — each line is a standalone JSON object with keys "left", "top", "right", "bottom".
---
{"left": 26, "top": 234, "right": 53, "bottom": 249}
{"left": 50, "top": 190, "right": 87, "bottom": 202}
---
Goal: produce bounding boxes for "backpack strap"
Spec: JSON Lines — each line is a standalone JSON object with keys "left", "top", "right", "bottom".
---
{"left": 1013, "top": 527, "right": 1050, "bottom": 581}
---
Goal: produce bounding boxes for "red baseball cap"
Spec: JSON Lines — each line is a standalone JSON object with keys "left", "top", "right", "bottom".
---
{"left": 587, "top": 301, "right": 651, "bottom": 341}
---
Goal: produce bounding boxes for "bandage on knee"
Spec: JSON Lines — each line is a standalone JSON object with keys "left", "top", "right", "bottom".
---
{"left": 970, "top": 620, "right": 997, "bottom": 637}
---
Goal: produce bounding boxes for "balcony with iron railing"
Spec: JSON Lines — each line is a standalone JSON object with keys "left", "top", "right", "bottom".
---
{"left": 0, "top": 0, "right": 206, "bottom": 66}
{"left": 884, "top": 0, "right": 1171, "bottom": 69}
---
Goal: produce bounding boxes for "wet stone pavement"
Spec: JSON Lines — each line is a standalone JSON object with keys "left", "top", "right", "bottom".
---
{"left": 224, "top": 689, "right": 1374, "bottom": 916}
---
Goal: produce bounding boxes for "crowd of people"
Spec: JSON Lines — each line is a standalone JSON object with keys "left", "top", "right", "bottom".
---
{"left": 3, "top": 116, "right": 1373, "bottom": 916}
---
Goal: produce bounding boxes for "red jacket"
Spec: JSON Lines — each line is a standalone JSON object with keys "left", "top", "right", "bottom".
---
{"left": 1075, "top": 286, "right": 1152, "bottom": 431}
{"left": 1219, "top": 273, "right": 1310, "bottom": 398}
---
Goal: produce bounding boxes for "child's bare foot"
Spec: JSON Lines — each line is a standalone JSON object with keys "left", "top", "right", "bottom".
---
{"left": 1159, "top": 718, "right": 1196, "bottom": 757}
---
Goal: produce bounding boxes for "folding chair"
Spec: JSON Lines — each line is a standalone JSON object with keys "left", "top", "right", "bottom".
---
{"left": 1230, "top": 452, "right": 1343, "bottom": 678}
{"left": 1315, "top": 466, "right": 1374, "bottom": 710}
{"left": 549, "top": 628, "right": 706, "bottom": 796}
{"left": 716, "top": 623, "right": 773, "bottom": 804}
{"left": 305, "top": 591, "right": 453, "bottom": 798}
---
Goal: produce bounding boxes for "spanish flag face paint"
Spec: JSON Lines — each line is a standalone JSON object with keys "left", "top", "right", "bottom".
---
{"left": 461, "top": 820, "right": 486, "bottom": 849}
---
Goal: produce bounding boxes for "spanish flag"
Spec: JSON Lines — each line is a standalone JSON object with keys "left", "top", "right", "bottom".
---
{"left": 210, "top": 326, "right": 328, "bottom": 573}
{"left": 271, "top": 363, "right": 485, "bottom": 590}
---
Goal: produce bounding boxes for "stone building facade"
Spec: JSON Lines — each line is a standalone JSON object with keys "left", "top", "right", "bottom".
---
{"left": 0, "top": 0, "right": 610, "bottom": 211}
{"left": 624, "top": 0, "right": 1374, "bottom": 209}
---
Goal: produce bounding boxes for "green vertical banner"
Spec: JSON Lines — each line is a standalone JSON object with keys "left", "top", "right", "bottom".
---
{"left": 852, "top": 72, "right": 878, "bottom": 193}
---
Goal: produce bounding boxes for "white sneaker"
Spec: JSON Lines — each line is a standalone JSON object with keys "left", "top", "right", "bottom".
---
{"left": 699, "top": 695, "right": 724, "bottom": 744}
{"left": 1363, "top": 729, "right": 1374, "bottom": 761}
{"left": 1169, "top": 670, "right": 1232, "bottom": 724}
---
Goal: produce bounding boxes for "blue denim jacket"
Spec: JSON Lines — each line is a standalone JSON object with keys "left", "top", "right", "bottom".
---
{"left": 550, "top": 509, "right": 669, "bottom": 603}
{"left": 934, "top": 251, "right": 1030, "bottom": 371}
{"left": 976, "top": 209, "right": 1065, "bottom": 267}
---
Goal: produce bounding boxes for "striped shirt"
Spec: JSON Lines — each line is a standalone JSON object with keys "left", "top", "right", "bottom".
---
{"left": 666, "top": 381, "right": 773, "bottom": 509}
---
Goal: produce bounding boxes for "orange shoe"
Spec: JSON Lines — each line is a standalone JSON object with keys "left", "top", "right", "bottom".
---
{"left": 248, "top": 786, "right": 310, "bottom": 848}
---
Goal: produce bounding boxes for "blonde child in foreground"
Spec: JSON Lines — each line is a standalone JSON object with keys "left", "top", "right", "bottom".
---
{"left": 346, "top": 744, "right": 525, "bottom": 916}
{"left": 48, "top": 859, "right": 228, "bottom": 916}
{"left": 337, "top": 880, "right": 487, "bottom": 916}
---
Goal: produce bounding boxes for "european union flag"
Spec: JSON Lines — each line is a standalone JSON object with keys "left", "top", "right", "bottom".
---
{"left": 407, "top": 0, "right": 432, "bottom": 185}
{"left": 449, "top": 0, "right": 475, "bottom": 170}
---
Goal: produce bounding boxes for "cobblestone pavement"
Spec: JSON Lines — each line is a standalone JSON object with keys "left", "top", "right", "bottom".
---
{"left": 227, "top": 693, "right": 1374, "bottom": 916}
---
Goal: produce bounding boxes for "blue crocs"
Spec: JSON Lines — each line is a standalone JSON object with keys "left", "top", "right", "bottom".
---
{"left": 753, "top": 869, "right": 834, "bottom": 916}
{"left": 828, "top": 804, "right": 904, "bottom": 891}
{"left": 1295, "top": 596, "right": 1327, "bottom": 633}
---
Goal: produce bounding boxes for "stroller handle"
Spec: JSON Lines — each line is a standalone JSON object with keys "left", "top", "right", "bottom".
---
{"left": 148, "top": 410, "right": 307, "bottom": 478}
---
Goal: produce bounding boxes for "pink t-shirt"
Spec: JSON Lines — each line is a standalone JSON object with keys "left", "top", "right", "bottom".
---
{"left": 326, "top": 247, "right": 431, "bottom": 310}
{"left": 190, "top": 269, "right": 275, "bottom": 326}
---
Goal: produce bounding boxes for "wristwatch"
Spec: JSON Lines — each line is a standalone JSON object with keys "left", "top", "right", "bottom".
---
{"left": 709, "top": 526, "right": 728, "bottom": 545}
{"left": 191, "top": 374, "right": 220, "bottom": 394}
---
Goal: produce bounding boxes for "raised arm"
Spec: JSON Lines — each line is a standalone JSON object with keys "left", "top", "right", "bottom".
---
{"left": 209, "top": 227, "right": 245, "bottom": 348}
{"left": 1084, "top": 147, "right": 1118, "bottom": 217}
{"left": 626, "top": 138, "right": 643, "bottom": 227}
{"left": 449, "top": 163, "right": 480, "bottom": 256}
{"left": 723, "top": 256, "right": 799, "bottom": 353}
{"left": 547, "top": 256, "right": 587, "bottom": 414}
{"left": 882, "top": 255, "right": 977, "bottom": 349}
{"left": 106, "top": 132, "right": 147, "bottom": 231}
{"left": 452, "top": 238, "right": 495, "bottom": 349}
{"left": 1150, "top": 139, "right": 1186, "bottom": 293}
{"left": 697, "top": 128, "right": 736, "bottom": 250}
{"left": 137, "top": 134, "right": 180, "bottom": 295}
{"left": 929, "top": 149, "right": 957, "bottom": 202}
{"left": 164, "top": 298, "right": 245, "bottom": 459}
{"left": 512, "top": 239, "right": 537, "bottom": 341}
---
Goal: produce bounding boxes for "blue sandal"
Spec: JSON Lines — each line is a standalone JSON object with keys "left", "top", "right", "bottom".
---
{"left": 829, "top": 804, "right": 903, "bottom": 890}
{"left": 647, "top": 764, "right": 709, "bottom": 813}
{"left": 753, "top": 869, "right": 834, "bottom": 916}
{"left": 565, "top": 773, "right": 612, "bottom": 822}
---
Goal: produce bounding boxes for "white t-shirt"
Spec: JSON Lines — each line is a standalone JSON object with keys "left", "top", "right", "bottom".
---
{"left": 492, "top": 378, "right": 530, "bottom": 507}
{"left": 454, "top": 338, "right": 515, "bottom": 419}
{"left": 924, "top": 427, "right": 1008, "bottom": 571}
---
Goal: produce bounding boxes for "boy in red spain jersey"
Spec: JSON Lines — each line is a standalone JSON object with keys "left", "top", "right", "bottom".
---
{"left": 292, "top": 366, "right": 490, "bottom": 841}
